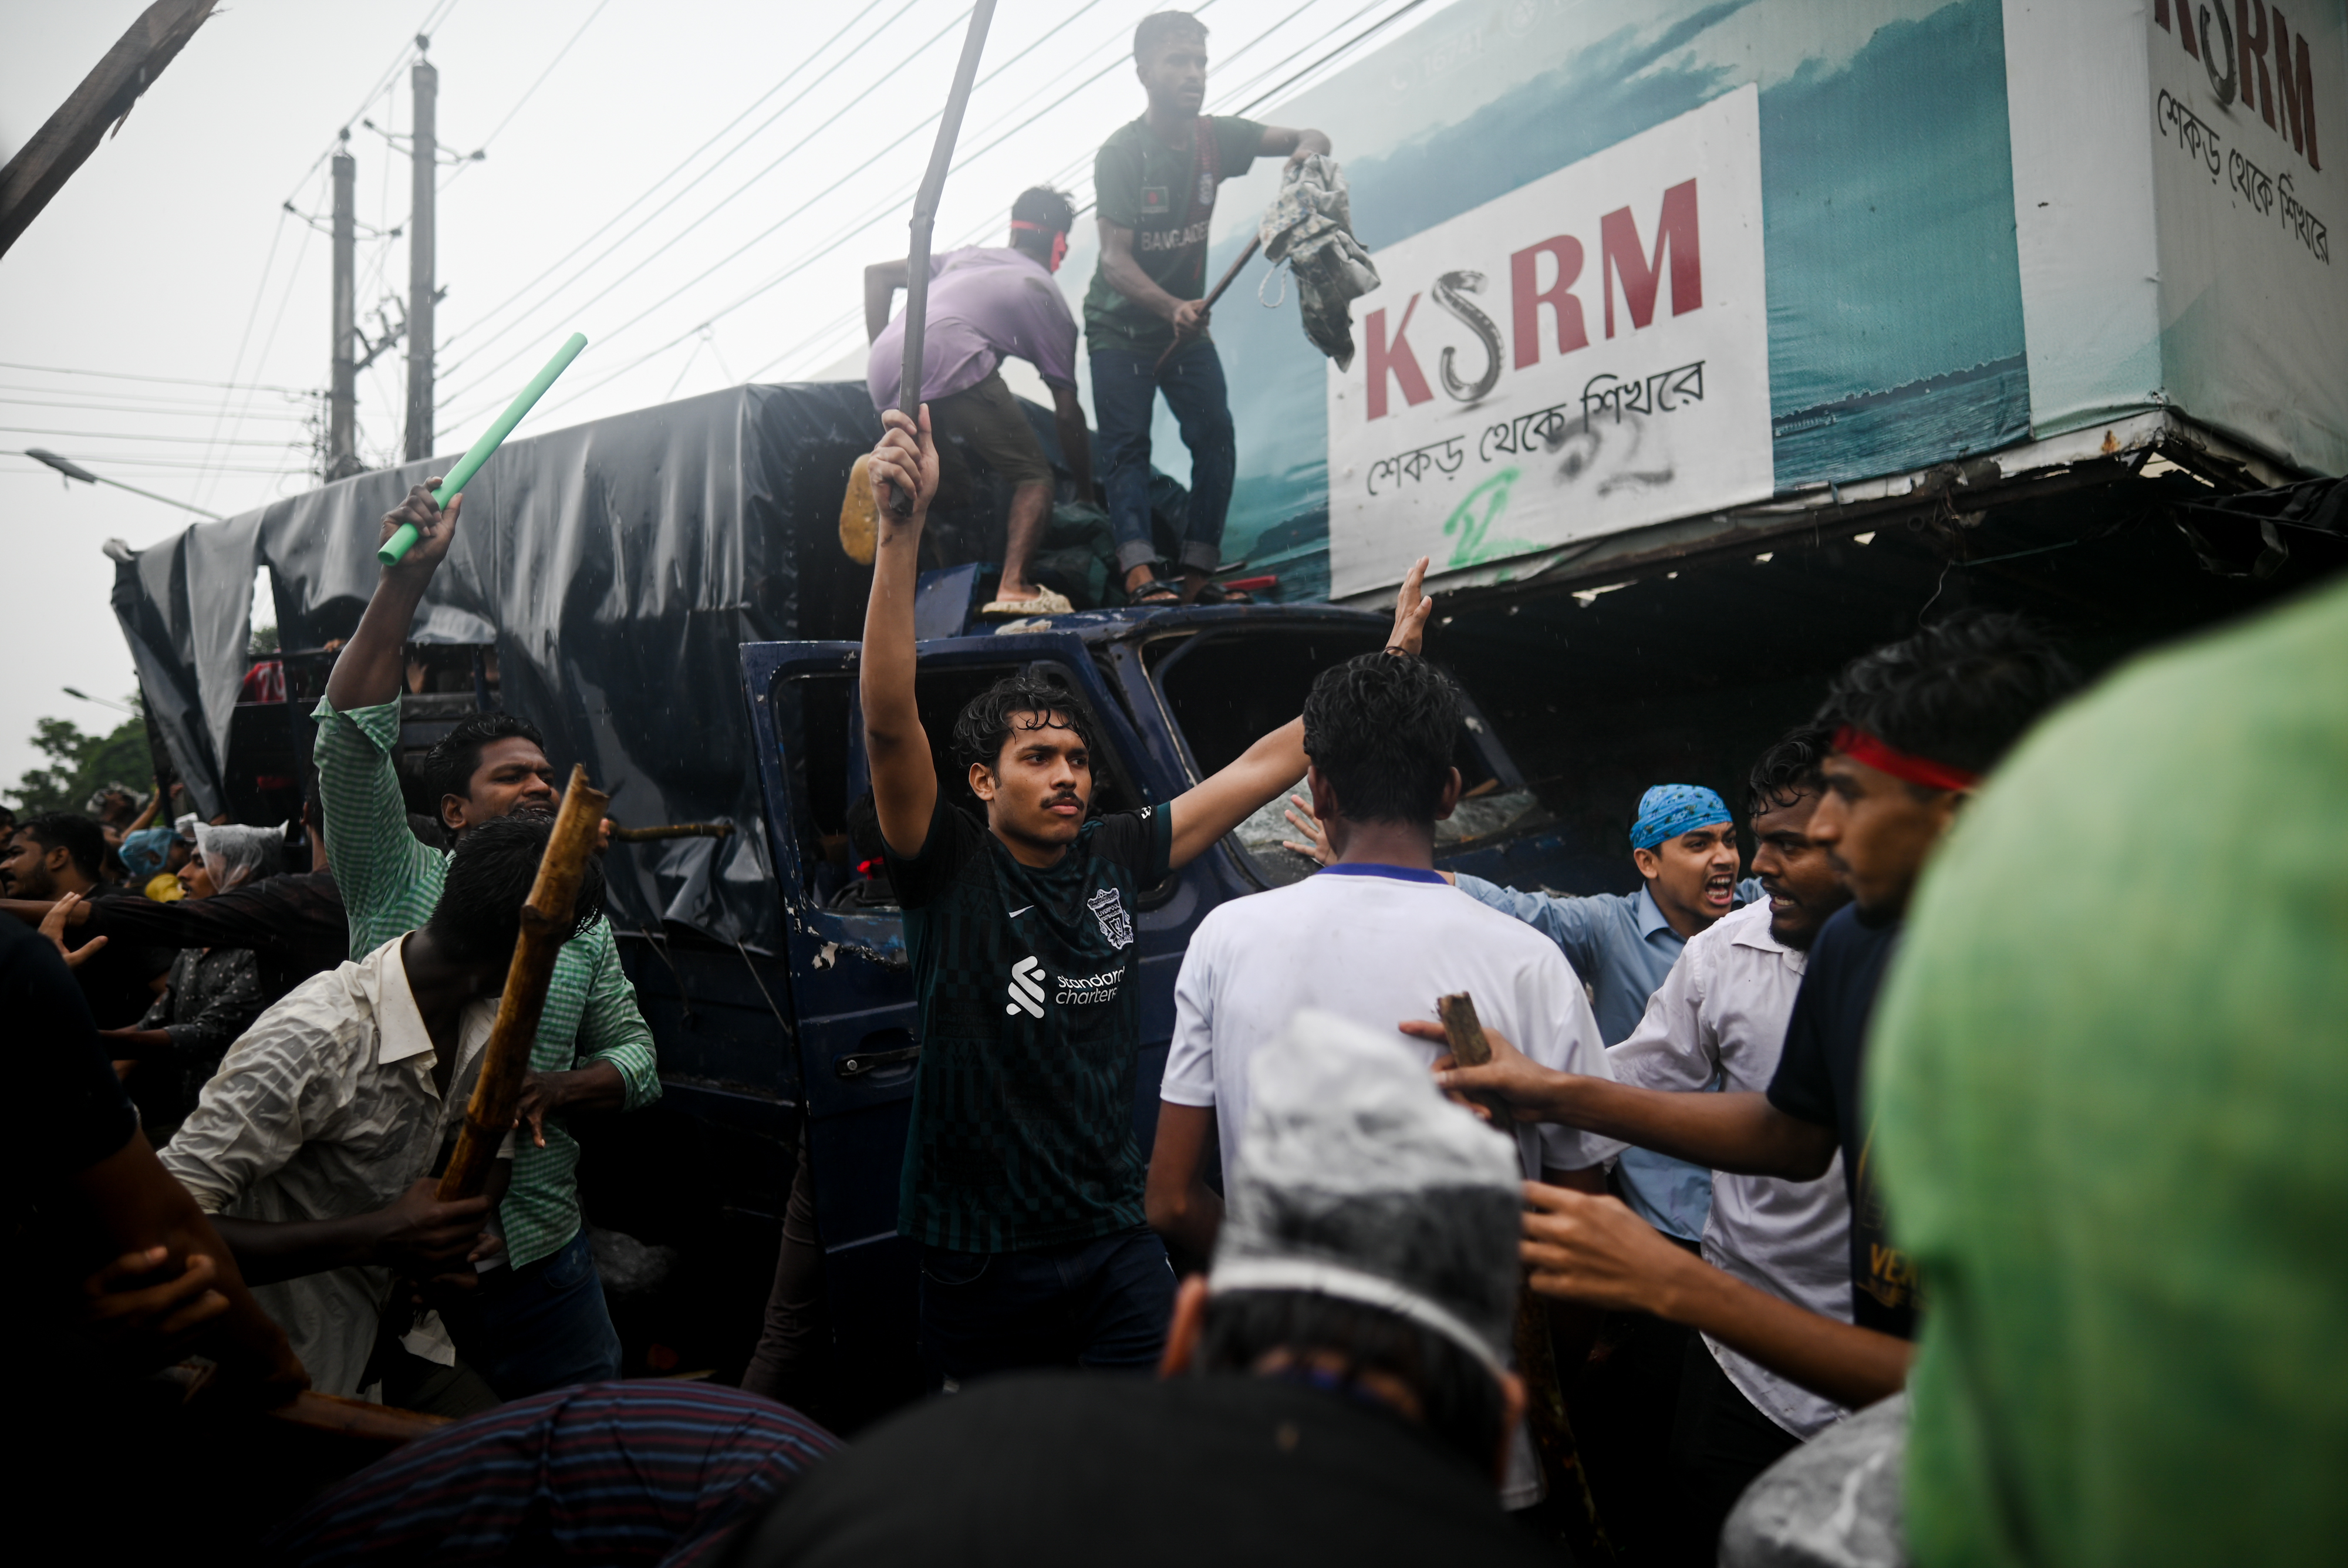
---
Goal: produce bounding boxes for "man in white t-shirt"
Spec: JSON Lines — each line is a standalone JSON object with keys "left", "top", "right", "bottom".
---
{"left": 1604, "top": 727, "right": 1855, "bottom": 1558}
{"left": 1148, "top": 648, "right": 1622, "bottom": 1511}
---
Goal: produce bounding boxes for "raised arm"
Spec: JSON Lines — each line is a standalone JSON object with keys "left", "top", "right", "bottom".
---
{"left": 1406, "top": 1019, "right": 1840, "bottom": 1181}
{"left": 1255, "top": 124, "right": 1332, "bottom": 164}
{"left": 861, "top": 407, "right": 944, "bottom": 858}
{"left": 325, "top": 481, "right": 460, "bottom": 714}
{"left": 1164, "top": 558, "right": 1432, "bottom": 868}
{"left": 864, "top": 258, "right": 911, "bottom": 344}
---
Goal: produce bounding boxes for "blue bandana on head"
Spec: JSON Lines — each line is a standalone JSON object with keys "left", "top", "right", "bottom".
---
{"left": 1630, "top": 784, "right": 1731, "bottom": 851}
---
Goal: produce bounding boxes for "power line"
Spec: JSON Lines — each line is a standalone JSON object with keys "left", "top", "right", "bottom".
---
{"left": 460, "top": 0, "right": 1193, "bottom": 426}
{"left": 0, "top": 427, "right": 306, "bottom": 447}
{"left": 440, "top": 0, "right": 613, "bottom": 191}
{"left": 281, "top": 0, "right": 462, "bottom": 206}
{"left": 198, "top": 168, "right": 325, "bottom": 510}
{"left": 6, "top": 454, "right": 309, "bottom": 476}
{"left": 438, "top": 0, "right": 923, "bottom": 355}
{"left": 0, "top": 394, "right": 313, "bottom": 421}
{"left": 436, "top": 2, "right": 977, "bottom": 400}
{"left": 0, "top": 362, "right": 317, "bottom": 396}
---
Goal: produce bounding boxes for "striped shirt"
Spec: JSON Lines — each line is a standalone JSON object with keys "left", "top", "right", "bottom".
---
{"left": 265, "top": 1381, "right": 840, "bottom": 1566}
{"left": 312, "top": 696, "right": 660, "bottom": 1269}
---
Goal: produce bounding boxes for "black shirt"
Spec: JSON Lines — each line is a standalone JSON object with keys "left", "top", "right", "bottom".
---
{"left": 885, "top": 794, "right": 1172, "bottom": 1253}
{"left": 728, "top": 1372, "right": 1555, "bottom": 1568}
{"left": 1766, "top": 902, "right": 1912, "bottom": 1337}
{"left": 1, "top": 916, "right": 138, "bottom": 1186}
{"left": 49, "top": 887, "right": 176, "bottom": 1031}
{"left": 83, "top": 868, "right": 345, "bottom": 1008}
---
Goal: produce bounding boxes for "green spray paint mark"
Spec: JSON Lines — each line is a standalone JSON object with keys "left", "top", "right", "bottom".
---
{"left": 1441, "top": 468, "right": 1541, "bottom": 569}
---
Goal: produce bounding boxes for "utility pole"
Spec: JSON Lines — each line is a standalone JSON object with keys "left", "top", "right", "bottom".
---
{"left": 328, "top": 131, "right": 358, "bottom": 480}
{"left": 404, "top": 42, "right": 437, "bottom": 463}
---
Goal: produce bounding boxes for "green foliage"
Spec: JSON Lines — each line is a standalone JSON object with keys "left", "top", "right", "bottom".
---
{"left": 6, "top": 701, "right": 151, "bottom": 815}
{"left": 250, "top": 622, "right": 281, "bottom": 655}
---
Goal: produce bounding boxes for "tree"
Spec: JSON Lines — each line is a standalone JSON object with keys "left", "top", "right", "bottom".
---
{"left": 6, "top": 701, "right": 152, "bottom": 815}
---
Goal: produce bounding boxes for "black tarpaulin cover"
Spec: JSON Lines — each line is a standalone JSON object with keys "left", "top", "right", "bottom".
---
{"left": 110, "top": 381, "right": 895, "bottom": 950}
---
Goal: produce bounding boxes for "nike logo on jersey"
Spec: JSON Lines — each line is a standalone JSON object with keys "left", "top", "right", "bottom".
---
{"left": 1006, "top": 905, "right": 1033, "bottom": 919}
{"left": 1006, "top": 955, "right": 1046, "bottom": 1017}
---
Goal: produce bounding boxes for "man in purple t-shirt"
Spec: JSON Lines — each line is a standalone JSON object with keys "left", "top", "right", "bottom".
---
{"left": 866, "top": 187, "right": 1093, "bottom": 618}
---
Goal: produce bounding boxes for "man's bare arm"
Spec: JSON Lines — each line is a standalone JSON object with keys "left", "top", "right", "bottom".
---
{"left": 1145, "top": 1102, "right": 1223, "bottom": 1263}
{"left": 1522, "top": 1182, "right": 1909, "bottom": 1409}
{"left": 1164, "top": 559, "right": 1432, "bottom": 868}
{"left": 325, "top": 482, "right": 461, "bottom": 713}
{"left": 211, "top": 1178, "right": 498, "bottom": 1287}
{"left": 1050, "top": 382, "right": 1094, "bottom": 497}
{"left": 1256, "top": 124, "right": 1332, "bottom": 164}
{"left": 1411, "top": 1020, "right": 1838, "bottom": 1181}
{"left": 860, "top": 407, "right": 944, "bottom": 859}
{"left": 864, "top": 258, "right": 910, "bottom": 343}
{"left": 72, "top": 1129, "right": 305, "bottom": 1395}
{"left": 1097, "top": 221, "right": 1204, "bottom": 333}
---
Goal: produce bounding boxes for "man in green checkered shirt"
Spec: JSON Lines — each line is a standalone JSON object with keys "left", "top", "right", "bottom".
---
{"left": 314, "top": 476, "right": 661, "bottom": 1398}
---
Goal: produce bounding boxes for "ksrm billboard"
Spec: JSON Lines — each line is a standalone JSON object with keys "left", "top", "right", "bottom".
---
{"left": 1325, "top": 87, "right": 1769, "bottom": 599}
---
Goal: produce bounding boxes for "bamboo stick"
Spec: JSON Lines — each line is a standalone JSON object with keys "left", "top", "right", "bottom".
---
{"left": 436, "top": 764, "right": 610, "bottom": 1201}
{"left": 1154, "top": 233, "right": 1262, "bottom": 372}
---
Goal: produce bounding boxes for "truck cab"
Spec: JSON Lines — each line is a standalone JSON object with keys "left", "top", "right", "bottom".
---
{"left": 596, "top": 600, "right": 1583, "bottom": 1425}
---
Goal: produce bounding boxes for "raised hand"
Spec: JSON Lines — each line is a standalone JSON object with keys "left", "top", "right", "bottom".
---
{"left": 377, "top": 480, "right": 463, "bottom": 574}
{"left": 1386, "top": 556, "right": 1432, "bottom": 655}
{"left": 871, "top": 405, "right": 940, "bottom": 519}
{"left": 1278, "top": 792, "right": 1331, "bottom": 864}
{"left": 39, "top": 891, "right": 104, "bottom": 969}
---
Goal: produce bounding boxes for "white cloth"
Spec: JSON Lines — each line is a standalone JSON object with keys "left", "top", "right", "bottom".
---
{"left": 1608, "top": 899, "right": 1854, "bottom": 1439}
{"left": 1162, "top": 865, "right": 1625, "bottom": 1508}
{"left": 159, "top": 936, "right": 508, "bottom": 1398}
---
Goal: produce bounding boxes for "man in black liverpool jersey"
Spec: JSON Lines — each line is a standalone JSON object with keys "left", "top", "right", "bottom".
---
{"left": 861, "top": 406, "right": 1430, "bottom": 1387}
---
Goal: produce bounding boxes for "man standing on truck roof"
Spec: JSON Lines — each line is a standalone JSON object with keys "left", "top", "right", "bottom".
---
{"left": 1087, "top": 11, "right": 1330, "bottom": 608}
{"left": 866, "top": 186, "right": 1094, "bottom": 621}
{"left": 312, "top": 480, "right": 663, "bottom": 1401}
{"left": 860, "top": 406, "right": 1430, "bottom": 1387}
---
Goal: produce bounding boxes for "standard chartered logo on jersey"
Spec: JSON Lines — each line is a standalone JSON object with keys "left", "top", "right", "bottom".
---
{"left": 1006, "top": 956, "right": 1126, "bottom": 1016}
{"left": 1006, "top": 956, "right": 1046, "bottom": 1017}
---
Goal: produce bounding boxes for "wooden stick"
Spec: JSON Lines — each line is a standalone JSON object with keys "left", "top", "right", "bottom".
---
{"left": 436, "top": 764, "right": 610, "bottom": 1201}
{"left": 882, "top": 0, "right": 998, "bottom": 520}
{"left": 1437, "top": 992, "right": 1493, "bottom": 1066}
{"left": 609, "top": 821, "right": 733, "bottom": 842}
{"left": 1155, "top": 233, "right": 1262, "bottom": 373}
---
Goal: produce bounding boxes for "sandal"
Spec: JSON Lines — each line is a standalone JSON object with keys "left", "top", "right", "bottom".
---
{"left": 979, "top": 586, "right": 1076, "bottom": 618}
{"left": 1191, "top": 579, "right": 1254, "bottom": 605}
{"left": 1125, "top": 574, "right": 1183, "bottom": 606}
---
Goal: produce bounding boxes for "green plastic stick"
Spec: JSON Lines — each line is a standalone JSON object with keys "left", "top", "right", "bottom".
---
{"left": 378, "top": 332, "right": 589, "bottom": 565}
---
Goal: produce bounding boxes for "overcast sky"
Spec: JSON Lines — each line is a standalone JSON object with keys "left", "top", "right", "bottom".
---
{"left": 0, "top": 0, "right": 1438, "bottom": 798}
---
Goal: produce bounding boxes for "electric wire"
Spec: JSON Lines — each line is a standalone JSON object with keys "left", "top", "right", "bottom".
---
{"left": 434, "top": 2, "right": 980, "bottom": 401}
{"left": 0, "top": 362, "right": 316, "bottom": 396}
{"left": 436, "top": 0, "right": 927, "bottom": 356}
{"left": 440, "top": 0, "right": 611, "bottom": 190}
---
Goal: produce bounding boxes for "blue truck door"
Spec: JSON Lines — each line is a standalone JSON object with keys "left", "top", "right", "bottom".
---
{"left": 739, "top": 629, "right": 1187, "bottom": 1406}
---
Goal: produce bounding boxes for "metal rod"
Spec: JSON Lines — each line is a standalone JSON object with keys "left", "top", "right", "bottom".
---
{"left": 1155, "top": 234, "right": 1261, "bottom": 372}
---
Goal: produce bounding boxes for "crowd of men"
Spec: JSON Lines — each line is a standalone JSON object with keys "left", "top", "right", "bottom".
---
{"left": 14, "top": 11, "right": 2342, "bottom": 1567}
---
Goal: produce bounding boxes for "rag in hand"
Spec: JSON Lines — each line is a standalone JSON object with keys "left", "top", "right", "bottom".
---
{"left": 1260, "top": 154, "right": 1381, "bottom": 371}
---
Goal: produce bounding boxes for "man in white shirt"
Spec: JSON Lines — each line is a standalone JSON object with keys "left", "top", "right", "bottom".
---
{"left": 161, "top": 814, "right": 595, "bottom": 1402}
{"left": 1148, "top": 648, "right": 1622, "bottom": 1513}
{"left": 1604, "top": 728, "right": 1855, "bottom": 1557}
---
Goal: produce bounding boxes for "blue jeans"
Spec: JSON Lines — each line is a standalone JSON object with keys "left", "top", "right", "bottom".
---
{"left": 458, "top": 1227, "right": 625, "bottom": 1399}
{"left": 1090, "top": 342, "right": 1236, "bottom": 576}
{"left": 918, "top": 1224, "right": 1177, "bottom": 1390}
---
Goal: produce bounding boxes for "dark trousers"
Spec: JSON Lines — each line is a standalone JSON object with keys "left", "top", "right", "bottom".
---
{"left": 1576, "top": 1303, "right": 1697, "bottom": 1564}
{"left": 1089, "top": 341, "right": 1236, "bottom": 576}
{"left": 918, "top": 1223, "right": 1177, "bottom": 1390}
{"left": 741, "top": 1125, "right": 833, "bottom": 1412}
{"left": 453, "top": 1226, "right": 625, "bottom": 1399}
{"left": 1668, "top": 1334, "right": 1803, "bottom": 1563}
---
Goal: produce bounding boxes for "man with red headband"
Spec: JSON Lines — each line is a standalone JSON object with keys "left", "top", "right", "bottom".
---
{"left": 1431, "top": 613, "right": 2077, "bottom": 1436}
{"left": 865, "top": 186, "right": 1092, "bottom": 619}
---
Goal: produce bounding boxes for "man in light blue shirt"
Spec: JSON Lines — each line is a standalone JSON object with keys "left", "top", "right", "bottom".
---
{"left": 1453, "top": 784, "right": 1761, "bottom": 1242}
